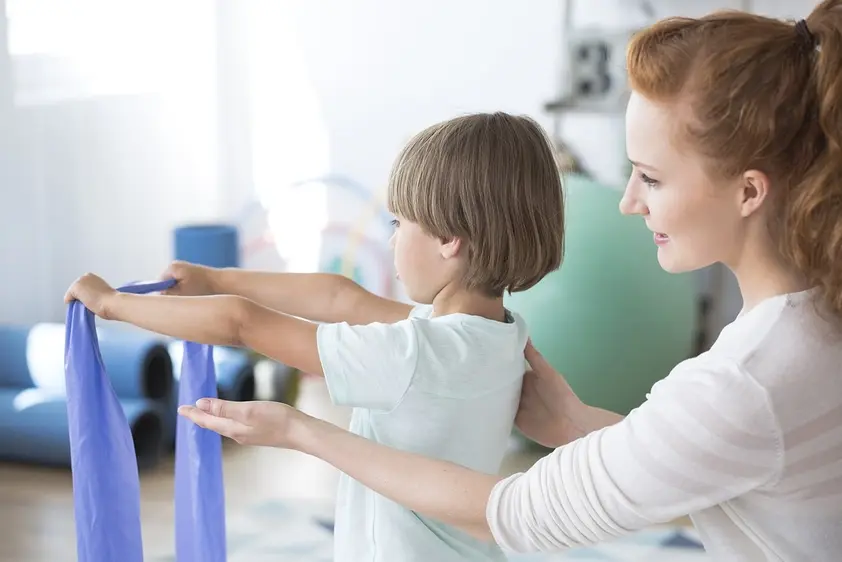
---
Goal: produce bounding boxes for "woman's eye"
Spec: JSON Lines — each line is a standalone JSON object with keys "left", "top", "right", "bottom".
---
{"left": 640, "top": 173, "right": 659, "bottom": 187}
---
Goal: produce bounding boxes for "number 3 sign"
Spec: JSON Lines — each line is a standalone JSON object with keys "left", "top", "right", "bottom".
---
{"left": 562, "top": 28, "right": 639, "bottom": 112}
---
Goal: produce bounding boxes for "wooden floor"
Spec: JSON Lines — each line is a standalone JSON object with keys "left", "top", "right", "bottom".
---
{"left": 0, "top": 377, "right": 548, "bottom": 562}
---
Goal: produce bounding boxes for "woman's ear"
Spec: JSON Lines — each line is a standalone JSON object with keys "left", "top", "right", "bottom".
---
{"left": 439, "top": 236, "right": 462, "bottom": 260}
{"left": 738, "top": 169, "right": 771, "bottom": 218}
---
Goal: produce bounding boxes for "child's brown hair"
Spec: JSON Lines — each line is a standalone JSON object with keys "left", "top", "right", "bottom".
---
{"left": 387, "top": 112, "right": 564, "bottom": 297}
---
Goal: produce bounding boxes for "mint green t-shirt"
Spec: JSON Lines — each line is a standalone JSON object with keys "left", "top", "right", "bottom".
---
{"left": 316, "top": 304, "right": 529, "bottom": 562}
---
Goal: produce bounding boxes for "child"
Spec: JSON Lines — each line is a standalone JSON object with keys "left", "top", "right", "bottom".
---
{"left": 66, "top": 112, "right": 565, "bottom": 561}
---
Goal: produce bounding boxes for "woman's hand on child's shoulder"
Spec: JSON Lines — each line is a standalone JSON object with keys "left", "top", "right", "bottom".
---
{"left": 178, "top": 398, "right": 312, "bottom": 450}
{"left": 515, "top": 341, "right": 582, "bottom": 448}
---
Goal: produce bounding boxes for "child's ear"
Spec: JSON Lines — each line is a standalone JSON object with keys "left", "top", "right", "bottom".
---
{"left": 439, "top": 236, "right": 462, "bottom": 259}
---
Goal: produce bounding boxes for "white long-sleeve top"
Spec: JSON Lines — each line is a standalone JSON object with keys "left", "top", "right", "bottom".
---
{"left": 487, "top": 290, "right": 842, "bottom": 561}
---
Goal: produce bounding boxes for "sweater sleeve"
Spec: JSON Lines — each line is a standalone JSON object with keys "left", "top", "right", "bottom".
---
{"left": 486, "top": 358, "right": 782, "bottom": 552}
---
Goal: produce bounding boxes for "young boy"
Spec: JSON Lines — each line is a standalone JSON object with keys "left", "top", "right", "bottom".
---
{"left": 66, "top": 112, "right": 565, "bottom": 561}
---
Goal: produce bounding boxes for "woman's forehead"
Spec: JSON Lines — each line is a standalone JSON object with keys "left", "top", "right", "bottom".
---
{"left": 625, "top": 93, "right": 695, "bottom": 169}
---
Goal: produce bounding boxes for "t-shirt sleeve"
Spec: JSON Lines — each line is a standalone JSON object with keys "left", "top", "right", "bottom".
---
{"left": 316, "top": 319, "right": 419, "bottom": 410}
{"left": 485, "top": 358, "right": 782, "bottom": 553}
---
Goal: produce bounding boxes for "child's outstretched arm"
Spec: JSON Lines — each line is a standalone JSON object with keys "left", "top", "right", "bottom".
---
{"left": 178, "top": 397, "right": 501, "bottom": 540}
{"left": 216, "top": 269, "right": 411, "bottom": 325}
{"left": 164, "top": 261, "right": 411, "bottom": 325}
{"left": 65, "top": 273, "right": 324, "bottom": 375}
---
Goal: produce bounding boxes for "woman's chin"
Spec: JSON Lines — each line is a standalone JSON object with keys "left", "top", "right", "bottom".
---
{"left": 656, "top": 247, "right": 706, "bottom": 274}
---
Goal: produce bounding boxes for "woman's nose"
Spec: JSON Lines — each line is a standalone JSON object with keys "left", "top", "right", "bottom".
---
{"left": 619, "top": 184, "right": 648, "bottom": 216}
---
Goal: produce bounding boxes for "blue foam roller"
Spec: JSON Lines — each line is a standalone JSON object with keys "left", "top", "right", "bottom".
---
{"left": 0, "top": 325, "right": 30, "bottom": 388}
{"left": 0, "top": 323, "right": 173, "bottom": 400}
{"left": 0, "top": 387, "right": 165, "bottom": 468}
{"left": 174, "top": 224, "right": 240, "bottom": 268}
{"left": 168, "top": 341, "right": 255, "bottom": 402}
{"left": 213, "top": 346, "right": 256, "bottom": 402}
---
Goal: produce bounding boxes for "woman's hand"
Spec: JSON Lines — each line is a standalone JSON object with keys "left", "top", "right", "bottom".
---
{"left": 64, "top": 273, "right": 119, "bottom": 318}
{"left": 516, "top": 342, "right": 585, "bottom": 448}
{"left": 159, "top": 260, "right": 219, "bottom": 297}
{"left": 178, "top": 398, "right": 310, "bottom": 448}
{"left": 517, "top": 342, "right": 624, "bottom": 448}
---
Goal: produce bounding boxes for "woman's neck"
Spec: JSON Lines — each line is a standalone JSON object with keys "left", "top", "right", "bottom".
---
{"left": 731, "top": 249, "right": 809, "bottom": 313}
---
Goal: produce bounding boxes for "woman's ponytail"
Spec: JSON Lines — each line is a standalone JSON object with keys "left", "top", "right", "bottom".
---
{"left": 782, "top": 0, "right": 842, "bottom": 317}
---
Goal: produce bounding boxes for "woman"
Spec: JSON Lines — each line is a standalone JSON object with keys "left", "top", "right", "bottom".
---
{"left": 178, "top": 3, "right": 842, "bottom": 560}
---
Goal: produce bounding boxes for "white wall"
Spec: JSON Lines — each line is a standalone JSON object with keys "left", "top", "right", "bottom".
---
{"left": 0, "top": 92, "right": 218, "bottom": 325}
{"left": 30, "top": 96, "right": 217, "bottom": 315}
{"left": 0, "top": 1, "right": 218, "bottom": 324}
{"left": 282, "top": 0, "right": 562, "bottom": 197}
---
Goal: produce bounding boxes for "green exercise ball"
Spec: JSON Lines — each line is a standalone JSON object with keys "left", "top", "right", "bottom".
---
{"left": 505, "top": 173, "right": 697, "bottom": 416}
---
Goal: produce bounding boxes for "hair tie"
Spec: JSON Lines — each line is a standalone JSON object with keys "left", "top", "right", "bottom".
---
{"left": 794, "top": 19, "right": 816, "bottom": 48}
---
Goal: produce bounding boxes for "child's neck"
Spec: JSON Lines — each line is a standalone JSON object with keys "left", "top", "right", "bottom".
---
{"left": 430, "top": 285, "right": 506, "bottom": 322}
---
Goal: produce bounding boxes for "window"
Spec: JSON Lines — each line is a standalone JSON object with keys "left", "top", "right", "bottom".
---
{"left": 6, "top": 0, "right": 214, "bottom": 104}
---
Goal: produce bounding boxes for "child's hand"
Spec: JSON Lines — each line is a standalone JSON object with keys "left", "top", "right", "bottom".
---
{"left": 158, "top": 260, "right": 218, "bottom": 297}
{"left": 178, "top": 398, "right": 312, "bottom": 450}
{"left": 64, "top": 273, "right": 119, "bottom": 318}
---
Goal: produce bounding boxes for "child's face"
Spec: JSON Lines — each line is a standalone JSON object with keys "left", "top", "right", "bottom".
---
{"left": 389, "top": 216, "right": 462, "bottom": 304}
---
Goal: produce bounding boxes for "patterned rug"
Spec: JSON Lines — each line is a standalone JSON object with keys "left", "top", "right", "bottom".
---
{"left": 151, "top": 499, "right": 709, "bottom": 561}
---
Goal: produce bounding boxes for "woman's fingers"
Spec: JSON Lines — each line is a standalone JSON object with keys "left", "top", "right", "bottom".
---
{"left": 195, "top": 397, "right": 246, "bottom": 420}
{"left": 524, "top": 341, "right": 555, "bottom": 376}
{"left": 178, "top": 404, "right": 250, "bottom": 438}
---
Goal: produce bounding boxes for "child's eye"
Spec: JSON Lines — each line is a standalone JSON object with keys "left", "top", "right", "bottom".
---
{"left": 390, "top": 218, "right": 400, "bottom": 228}
{"left": 640, "top": 172, "right": 659, "bottom": 187}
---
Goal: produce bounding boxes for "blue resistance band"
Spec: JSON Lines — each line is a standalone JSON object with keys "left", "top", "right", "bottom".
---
{"left": 65, "top": 279, "right": 226, "bottom": 561}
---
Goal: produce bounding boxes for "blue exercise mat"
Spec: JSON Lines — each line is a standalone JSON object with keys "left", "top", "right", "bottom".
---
{"left": 65, "top": 279, "right": 226, "bottom": 562}
{"left": 0, "top": 387, "right": 163, "bottom": 468}
{"left": 0, "top": 322, "right": 173, "bottom": 400}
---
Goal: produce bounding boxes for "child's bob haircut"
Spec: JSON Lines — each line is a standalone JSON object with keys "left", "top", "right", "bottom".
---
{"left": 387, "top": 112, "right": 565, "bottom": 297}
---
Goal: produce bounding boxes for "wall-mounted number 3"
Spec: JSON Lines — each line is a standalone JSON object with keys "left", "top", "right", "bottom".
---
{"left": 573, "top": 41, "right": 612, "bottom": 98}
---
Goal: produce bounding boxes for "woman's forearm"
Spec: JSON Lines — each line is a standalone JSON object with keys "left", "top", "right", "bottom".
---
{"left": 294, "top": 416, "right": 502, "bottom": 540}
{"left": 568, "top": 401, "right": 624, "bottom": 442}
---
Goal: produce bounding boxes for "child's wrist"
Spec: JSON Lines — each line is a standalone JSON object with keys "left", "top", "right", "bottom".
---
{"left": 101, "top": 290, "right": 124, "bottom": 321}
{"left": 207, "top": 267, "right": 227, "bottom": 295}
